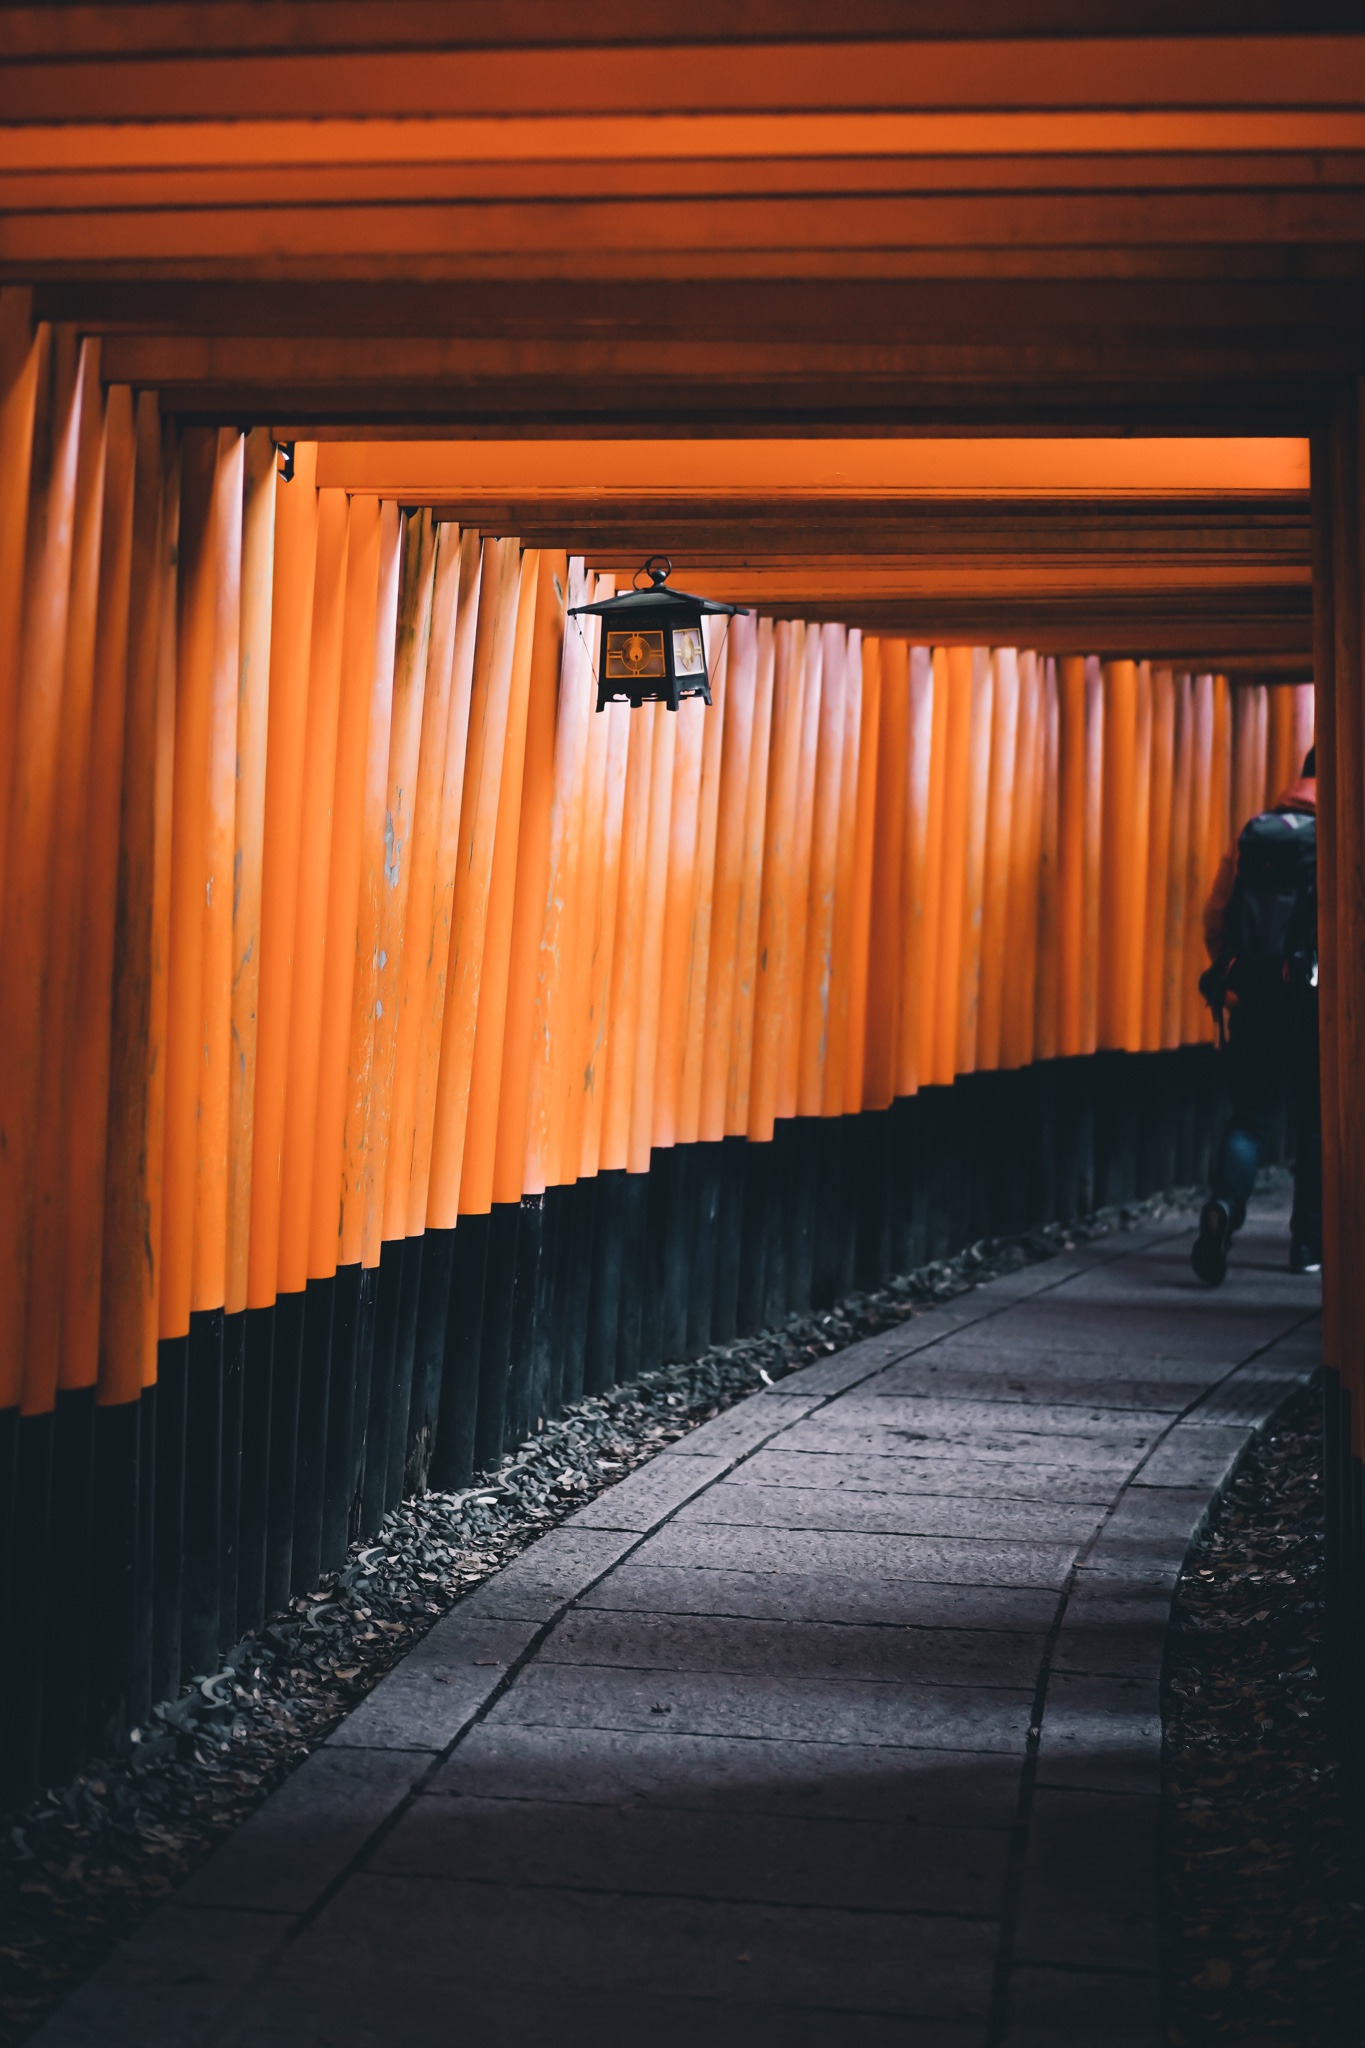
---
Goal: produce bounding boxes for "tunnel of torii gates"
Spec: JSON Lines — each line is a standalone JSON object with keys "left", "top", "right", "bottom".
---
{"left": 0, "top": 330, "right": 1319, "bottom": 1800}
{"left": 1, "top": 9, "right": 1365, "bottom": 1813}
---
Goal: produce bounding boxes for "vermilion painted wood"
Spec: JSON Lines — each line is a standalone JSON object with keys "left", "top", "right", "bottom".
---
{"left": 338, "top": 500, "right": 401, "bottom": 1267}
{"left": 365, "top": 509, "right": 437, "bottom": 1247}
{"left": 406, "top": 528, "right": 480, "bottom": 1236}
{"left": 749, "top": 621, "right": 804, "bottom": 1142}
{"left": 1099, "top": 658, "right": 1137, "bottom": 1052}
{"left": 1232, "top": 680, "right": 1262, "bottom": 834}
{"left": 775, "top": 623, "right": 818, "bottom": 1124}
{"left": 0, "top": 295, "right": 38, "bottom": 975}
{"left": 1209, "top": 671, "right": 1234, "bottom": 957}
{"left": 560, "top": 584, "right": 617, "bottom": 1185}
{"left": 26, "top": 344, "right": 105, "bottom": 1402}
{"left": 1163, "top": 673, "right": 1196, "bottom": 1055}
{"left": 1079, "top": 656, "right": 1105, "bottom": 1057}
{"left": 157, "top": 424, "right": 217, "bottom": 1344}
{"left": 599, "top": 699, "right": 656, "bottom": 1173}
{"left": 700, "top": 614, "right": 757, "bottom": 1144}
{"left": 493, "top": 549, "right": 567, "bottom": 1205}
{"left": 246, "top": 445, "right": 319, "bottom": 1310}
{"left": 458, "top": 548, "right": 539, "bottom": 1217}
{"left": 1126, "top": 661, "right": 1154, "bottom": 1056}
{"left": 955, "top": 647, "right": 994, "bottom": 1078}
{"left": 1001, "top": 649, "right": 1043, "bottom": 1074}
{"left": 0, "top": 33, "right": 1358, "bottom": 125}
{"left": 976, "top": 646, "right": 1020, "bottom": 1073}
{"left": 627, "top": 694, "right": 674, "bottom": 1175}
{"left": 6, "top": 182, "right": 1362, "bottom": 282}
{"left": 1142, "top": 667, "right": 1176, "bottom": 1055}
{"left": 581, "top": 700, "right": 634, "bottom": 1187}
{"left": 727, "top": 616, "right": 775, "bottom": 1138}
{"left": 1291, "top": 683, "right": 1316, "bottom": 793}
{"left": 914, "top": 645, "right": 949, "bottom": 1094}
{"left": 65, "top": 386, "right": 136, "bottom": 1397}
{"left": 225, "top": 430, "right": 277, "bottom": 1317}
{"left": 862, "top": 636, "right": 905, "bottom": 1114}
{"left": 796, "top": 623, "right": 844, "bottom": 1119}
{"left": 844, "top": 635, "right": 881, "bottom": 1116}
{"left": 1032, "top": 657, "right": 1061, "bottom": 1064}
{"left": 307, "top": 437, "right": 1318, "bottom": 505}
{"left": 0, "top": 331, "right": 80, "bottom": 1403}
{"left": 926, "top": 646, "right": 966, "bottom": 1085}
{"left": 275, "top": 481, "right": 347, "bottom": 1292}
{"left": 824, "top": 625, "right": 861, "bottom": 1120}
{"left": 192, "top": 428, "right": 243, "bottom": 1318}
{"left": 652, "top": 690, "right": 704, "bottom": 1152}
{"left": 299, "top": 492, "right": 376, "bottom": 1282}
{"left": 426, "top": 536, "right": 520, "bottom": 1228}
{"left": 573, "top": 671, "right": 628, "bottom": 1183}
{"left": 381, "top": 524, "right": 460, "bottom": 1238}
{"left": 521, "top": 551, "right": 585, "bottom": 1197}
{"left": 139, "top": 422, "right": 180, "bottom": 1385}
{"left": 1180, "top": 674, "right": 1216, "bottom": 1049}
{"left": 282, "top": 493, "right": 359, "bottom": 1286}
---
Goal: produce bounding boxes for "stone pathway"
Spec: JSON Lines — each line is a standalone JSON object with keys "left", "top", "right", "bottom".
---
{"left": 35, "top": 1201, "right": 1320, "bottom": 2048}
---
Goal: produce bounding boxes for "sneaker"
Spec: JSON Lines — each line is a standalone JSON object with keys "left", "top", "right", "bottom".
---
{"left": 1191, "top": 1200, "right": 1232, "bottom": 1285}
{"left": 1290, "top": 1239, "right": 1322, "bottom": 1275}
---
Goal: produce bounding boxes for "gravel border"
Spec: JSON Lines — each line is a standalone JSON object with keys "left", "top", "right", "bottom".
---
{"left": 1163, "top": 1376, "right": 1365, "bottom": 2044}
{"left": 2, "top": 1188, "right": 1205, "bottom": 2048}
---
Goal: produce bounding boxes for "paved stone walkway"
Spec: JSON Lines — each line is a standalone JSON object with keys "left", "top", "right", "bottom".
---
{"left": 38, "top": 1201, "right": 1320, "bottom": 2048}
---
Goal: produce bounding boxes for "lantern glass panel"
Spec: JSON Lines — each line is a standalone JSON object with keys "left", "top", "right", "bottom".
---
{"left": 606, "top": 628, "right": 666, "bottom": 682}
{"left": 672, "top": 626, "right": 706, "bottom": 678}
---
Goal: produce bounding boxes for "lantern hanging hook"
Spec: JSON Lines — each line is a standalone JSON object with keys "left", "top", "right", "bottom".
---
{"left": 633, "top": 555, "right": 672, "bottom": 591}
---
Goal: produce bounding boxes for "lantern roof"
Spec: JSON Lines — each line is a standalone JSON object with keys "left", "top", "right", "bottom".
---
{"left": 568, "top": 557, "right": 748, "bottom": 621}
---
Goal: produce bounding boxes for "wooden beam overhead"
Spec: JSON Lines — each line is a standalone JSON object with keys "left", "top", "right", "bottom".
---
{"left": 7, "top": 187, "right": 1365, "bottom": 280}
{"left": 0, "top": 4, "right": 1357, "bottom": 58}
{"left": 42, "top": 268, "right": 1365, "bottom": 435}
{"left": 7, "top": 115, "right": 1365, "bottom": 172}
{"left": 416, "top": 499, "right": 1308, "bottom": 560}
{"left": 311, "top": 436, "right": 1309, "bottom": 498}
{"left": 1, "top": 34, "right": 1362, "bottom": 122}
{"left": 712, "top": 601, "right": 1311, "bottom": 660}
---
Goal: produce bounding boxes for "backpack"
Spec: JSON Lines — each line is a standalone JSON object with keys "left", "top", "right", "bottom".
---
{"left": 1222, "top": 807, "right": 1317, "bottom": 995}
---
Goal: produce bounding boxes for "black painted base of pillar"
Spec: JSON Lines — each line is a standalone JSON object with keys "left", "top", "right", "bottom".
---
{"left": 263, "top": 1295, "right": 303, "bottom": 1618}
{"left": 151, "top": 1335, "right": 188, "bottom": 1707}
{"left": 88, "top": 1395, "right": 141, "bottom": 1758}
{"left": 237, "top": 1305, "right": 273, "bottom": 1638}
{"left": 41, "top": 1386, "right": 96, "bottom": 1783}
{"left": 1, "top": 1407, "right": 53, "bottom": 1807}
{"left": 431, "top": 1214, "right": 489, "bottom": 1492}
{"left": 322, "top": 1266, "right": 361, "bottom": 1573}
{"left": 291, "top": 1275, "right": 336, "bottom": 1598}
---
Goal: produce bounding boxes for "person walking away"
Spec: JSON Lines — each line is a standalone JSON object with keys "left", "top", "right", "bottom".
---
{"left": 1191, "top": 747, "right": 1320, "bottom": 1285}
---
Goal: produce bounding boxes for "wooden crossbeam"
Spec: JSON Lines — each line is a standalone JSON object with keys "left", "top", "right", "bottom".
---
{"left": 310, "top": 437, "right": 1309, "bottom": 497}
{"left": 0, "top": 32, "right": 1361, "bottom": 121}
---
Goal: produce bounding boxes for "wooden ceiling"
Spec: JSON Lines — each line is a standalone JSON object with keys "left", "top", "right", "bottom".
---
{"left": 6, "top": 4, "right": 1353, "bottom": 661}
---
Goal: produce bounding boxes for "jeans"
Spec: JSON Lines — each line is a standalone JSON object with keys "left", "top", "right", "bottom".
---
{"left": 1210, "top": 986, "right": 1321, "bottom": 1251}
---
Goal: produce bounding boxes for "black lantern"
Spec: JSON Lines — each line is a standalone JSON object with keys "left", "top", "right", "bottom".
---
{"left": 569, "top": 557, "right": 748, "bottom": 712}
